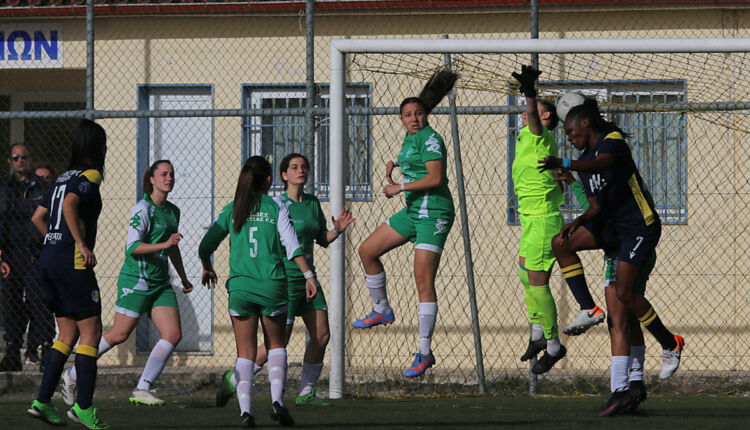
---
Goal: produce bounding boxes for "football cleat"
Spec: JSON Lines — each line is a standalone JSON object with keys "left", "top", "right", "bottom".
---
{"left": 520, "top": 337, "right": 547, "bottom": 362}
{"left": 563, "top": 306, "right": 605, "bottom": 336}
{"left": 531, "top": 345, "right": 567, "bottom": 374}
{"left": 129, "top": 389, "right": 165, "bottom": 406}
{"left": 295, "top": 388, "right": 330, "bottom": 406}
{"left": 403, "top": 352, "right": 436, "bottom": 378}
{"left": 659, "top": 335, "right": 685, "bottom": 379}
{"left": 270, "top": 401, "right": 295, "bottom": 427}
{"left": 216, "top": 370, "right": 237, "bottom": 407}
{"left": 67, "top": 403, "right": 110, "bottom": 429}
{"left": 61, "top": 367, "right": 77, "bottom": 407}
{"left": 27, "top": 399, "right": 66, "bottom": 426}
{"left": 240, "top": 412, "right": 255, "bottom": 428}
{"left": 626, "top": 380, "right": 647, "bottom": 413}
{"left": 351, "top": 309, "right": 395, "bottom": 329}
{"left": 598, "top": 390, "right": 633, "bottom": 417}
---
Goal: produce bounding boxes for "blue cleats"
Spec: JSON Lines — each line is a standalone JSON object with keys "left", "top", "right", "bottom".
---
{"left": 403, "top": 352, "right": 435, "bottom": 378}
{"left": 352, "top": 309, "right": 395, "bottom": 329}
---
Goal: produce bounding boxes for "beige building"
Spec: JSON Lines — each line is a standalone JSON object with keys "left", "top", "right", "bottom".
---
{"left": 1, "top": 1, "right": 748, "bottom": 391}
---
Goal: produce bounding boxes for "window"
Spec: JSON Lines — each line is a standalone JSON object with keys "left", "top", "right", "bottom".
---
{"left": 242, "top": 84, "right": 372, "bottom": 200}
{"left": 507, "top": 80, "right": 687, "bottom": 225}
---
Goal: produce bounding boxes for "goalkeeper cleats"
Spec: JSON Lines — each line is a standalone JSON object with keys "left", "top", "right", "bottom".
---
{"left": 351, "top": 309, "right": 395, "bottom": 329}
{"left": 216, "top": 370, "right": 237, "bottom": 407}
{"left": 563, "top": 306, "right": 605, "bottom": 336}
{"left": 520, "top": 337, "right": 547, "bottom": 362}
{"left": 27, "top": 399, "right": 66, "bottom": 426}
{"left": 659, "top": 335, "right": 685, "bottom": 379}
{"left": 597, "top": 390, "right": 633, "bottom": 417}
{"left": 270, "top": 401, "right": 295, "bottom": 427}
{"left": 403, "top": 352, "right": 436, "bottom": 378}
{"left": 531, "top": 344, "right": 567, "bottom": 374}
{"left": 129, "top": 389, "right": 165, "bottom": 406}
{"left": 67, "top": 403, "right": 110, "bottom": 429}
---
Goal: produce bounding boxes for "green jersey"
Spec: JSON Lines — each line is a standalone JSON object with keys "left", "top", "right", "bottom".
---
{"left": 278, "top": 192, "right": 327, "bottom": 283}
{"left": 512, "top": 126, "right": 564, "bottom": 215}
{"left": 198, "top": 195, "right": 304, "bottom": 299}
{"left": 397, "top": 125, "right": 454, "bottom": 218}
{"left": 118, "top": 194, "right": 180, "bottom": 287}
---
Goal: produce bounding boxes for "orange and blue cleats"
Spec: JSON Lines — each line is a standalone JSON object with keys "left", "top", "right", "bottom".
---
{"left": 403, "top": 352, "right": 435, "bottom": 378}
{"left": 351, "top": 309, "right": 395, "bottom": 329}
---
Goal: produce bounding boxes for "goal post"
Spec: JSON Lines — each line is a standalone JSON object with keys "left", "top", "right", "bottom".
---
{"left": 328, "top": 37, "right": 750, "bottom": 399}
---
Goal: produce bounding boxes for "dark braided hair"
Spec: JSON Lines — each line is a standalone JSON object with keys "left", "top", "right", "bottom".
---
{"left": 565, "top": 97, "right": 627, "bottom": 137}
{"left": 399, "top": 68, "right": 459, "bottom": 116}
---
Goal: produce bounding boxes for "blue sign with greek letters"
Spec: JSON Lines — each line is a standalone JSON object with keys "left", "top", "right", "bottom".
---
{"left": 0, "top": 24, "right": 63, "bottom": 68}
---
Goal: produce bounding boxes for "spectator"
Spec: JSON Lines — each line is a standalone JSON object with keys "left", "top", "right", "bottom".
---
{"left": 34, "top": 162, "right": 56, "bottom": 183}
{"left": 0, "top": 143, "right": 55, "bottom": 372}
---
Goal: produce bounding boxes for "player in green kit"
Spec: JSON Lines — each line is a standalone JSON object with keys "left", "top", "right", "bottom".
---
{"left": 60, "top": 160, "right": 194, "bottom": 407}
{"left": 352, "top": 68, "right": 458, "bottom": 378}
{"left": 200, "top": 156, "right": 318, "bottom": 428}
{"left": 215, "top": 153, "right": 354, "bottom": 408}
{"left": 510, "top": 65, "right": 571, "bottom": 374}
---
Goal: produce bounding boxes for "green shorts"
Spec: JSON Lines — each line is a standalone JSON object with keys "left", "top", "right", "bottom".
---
{"left": 604, "top": 251, "right": 656, "bottom": 295}
{"left": 115, "top": 278, "right": 178, "bottom": 318}
{"left": 228, "top": 290, "right": 287, "bottom": 317}
{"left": 387, "top": 207, "right": 454, "bottom": 254}
{"left": 519, "top": 212, "right": 563, "bottom": 272}
{"left": 286, "top": 279, "right": 327, "bottom": 323}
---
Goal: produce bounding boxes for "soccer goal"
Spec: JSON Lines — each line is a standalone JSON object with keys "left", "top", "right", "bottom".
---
{"left": 327, "top": 37, "right": 750, "bottom": 399}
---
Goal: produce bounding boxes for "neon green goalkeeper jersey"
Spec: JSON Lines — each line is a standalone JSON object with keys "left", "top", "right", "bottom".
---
{"left": 118, "top": 194, "right": 179, "bottom": 286}
{"left": 278, "top": 192, "right": 327, "bottom": 284}
{"left": 512, "top": 126, "right": 564, "bottom": 215}
{"left": 198, "top": 194, "right": 304, "bottom": 296}
{"left": 397, "top": 125, "right": 455, "bottom": 217}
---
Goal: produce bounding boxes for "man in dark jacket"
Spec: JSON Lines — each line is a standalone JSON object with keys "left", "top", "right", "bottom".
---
{"left": 0, "top": 143, "right": 53, "bottom": 371}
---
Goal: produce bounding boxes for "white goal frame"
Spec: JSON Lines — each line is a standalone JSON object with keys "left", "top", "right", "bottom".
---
{"left": 327, "top": 37, "right": 750, "bottom": 399}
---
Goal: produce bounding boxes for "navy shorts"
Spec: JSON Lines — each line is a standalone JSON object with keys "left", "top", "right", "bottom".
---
{"left": 40, "top": 266, "right": 102, "bottom": 320}
{"left": 584, "top": 221, "right": 660, "bottom": 268}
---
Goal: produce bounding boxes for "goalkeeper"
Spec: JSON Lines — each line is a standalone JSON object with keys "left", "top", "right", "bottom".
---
{"left": 510, "top": 65, "right": 568, "bottom": 374}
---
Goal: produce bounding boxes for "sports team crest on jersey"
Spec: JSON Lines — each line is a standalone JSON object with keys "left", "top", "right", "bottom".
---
{"left": 425, "top": 134, "right": 442, "bottom": 154}
{"left": 91, "top": 290, "right": 100, "bottom": 303}
{"left": 79, "top": 182, "right": 90, "bottom": 194}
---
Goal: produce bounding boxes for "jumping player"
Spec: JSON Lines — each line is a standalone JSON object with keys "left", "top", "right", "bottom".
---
{"left": 352, "top": 68, "right": 458, "bottom": 378}
{"left": 510, "top": 65, "right": 570, "bottom": 374}
{"left": 28, "top": 119, "right": 109, "bottom": 429}
{"left": 216, "top": 153, "right": 354, "bottom": 408}
{"left": 60, "top": 160, "right": 194, "bottom": 407}
{"left": 200, "top": 156, "right": 317, "bottom": 428}
{"left": 539, "top": 97, "right": 685, "bottom": 403}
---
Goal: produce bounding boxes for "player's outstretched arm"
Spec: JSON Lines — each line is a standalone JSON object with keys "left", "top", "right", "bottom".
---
{"left": 512, "top": 65, "right": 543, "bottom": 136}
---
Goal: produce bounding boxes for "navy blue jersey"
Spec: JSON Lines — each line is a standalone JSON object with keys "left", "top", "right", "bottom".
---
{"left": 578, "top": 132, "right": 659, "bottom": 231}
{"left": 39, "top": 167, "right": 103, "bottom": 269}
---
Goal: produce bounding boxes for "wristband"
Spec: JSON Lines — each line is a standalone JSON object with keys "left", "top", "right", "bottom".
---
{"left": 391, "top": 158, "right": 399, "bottom": 167}
{"left": 562, "top": 158, "right": 571, "bottom": 169}
{"left": 303, "top": 270, "right": 314, "bottom": 279}
{"left": 400, "top": 183, "right": 405, "bottom": 191}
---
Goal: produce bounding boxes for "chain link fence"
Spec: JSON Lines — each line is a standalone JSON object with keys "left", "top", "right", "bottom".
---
{"left": 1, "top": 1, "right": 748, "bottom": 397}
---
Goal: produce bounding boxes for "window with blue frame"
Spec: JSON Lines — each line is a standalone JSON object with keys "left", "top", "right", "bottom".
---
{"left": 242, "top": 84, "right": 372, "bottom": 200}
{"left": 507, "top": 80, "right": 687, "bottom": 225}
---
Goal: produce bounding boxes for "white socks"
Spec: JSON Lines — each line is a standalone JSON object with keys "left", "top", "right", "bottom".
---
{"left": 299, "top": 362, "right": 324, "bottom": 397}
{"left": 366, "top": 272, "right": 391, "bottom": 314}
{"left": 629, "top": 345, "right": 646, "bottom": 382}
{"left": 235, "top": 358, "right": 255, "bottom": 416}
{"left": 69, "top": 336, "right": 112, "bottom": 381}
{"left": 530, "top": 323, "right": 544, "bottom": 341}
{"left": 611, "top": 355, "right": 629, "bottom": 392}
{"left": 267, "top": 348, "right": 287, "bottom": 406}
{"left": 546, "top": 337, "right": 561, "bottom": 356}
{"left": 418, "top": 302, "right": 438, "bottom": 355}
{"left": 136, "top": 339, "right": 175, "bottom": 391}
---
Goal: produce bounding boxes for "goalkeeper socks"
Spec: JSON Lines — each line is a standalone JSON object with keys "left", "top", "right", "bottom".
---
{"left": 561, "top": 262, "right": 596, "bottom": 310}
{"left": 528, "top": 284, "right": 559, "bottom": 339}
{"left": 299, "top": 362, "right": 324, "bottom": 396}
{"left": 235, "top": 358, "right": 255, "bottom": 416}
{"left": 37, "top": 341, "right": 72, "bottom": 403}
{"left": 546, "top": 337, "right": 561, "bottom": 356}
{"left": 418, "top": 302, "right": 438, "bottom": 355}
{"left": 611, "top": 356, "right": 629, "bottom": 392}
{"left": 629, "top": 345, "right": 646, "bottom": 382}
{"left": 69, "top": 336, "right": 112, "bottom": 381}
{"left": 74, "top": 344, "right": 98, "bottom": 409}
{"left": 366, "top": 272, "right": 391, "bottom": 314}
{"left": 267, "top": 348, "right": 288, "bottom": 406}
{"left": 519, "top": 265, "right": 541, "bottom": 326}
{"left": 530, "top": 324, "right": 544, "bottom": 342}
{"left": 638, "top": 307, "right": 677, "bottom": 350}
{"left": 136, "top": 339, "right": 175, "bottom": 390}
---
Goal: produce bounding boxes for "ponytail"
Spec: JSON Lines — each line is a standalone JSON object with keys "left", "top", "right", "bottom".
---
{"left": 399, "top": 68, "right": 459, "bottom": 116}
{"left": 233, "top": 156, "right": 272, "bottom": 233}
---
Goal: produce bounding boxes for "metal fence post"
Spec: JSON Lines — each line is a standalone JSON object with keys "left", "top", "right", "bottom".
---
{"left": 86, "top": 0, "right": 95, "bottom": 119}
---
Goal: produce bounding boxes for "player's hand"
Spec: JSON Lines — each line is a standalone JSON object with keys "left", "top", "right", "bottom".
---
{"left": 181, "top": 279, "right": 194, "bottom": 294}
{"left": 538, "top": 156, "right": 561, "bottom": 172}
{"left": 512, "top": 65, "right": 542, "bottom": 98}
{"left": 305, "top": 277, "right": 318, "bottom": 302}
{"left": 383, "top": 183, "right": 402, "bottom": 198}
{"left": 386, "top": 160, "right": 398, "bottom": 185}
{"left": 332, "top": 207, "right": 355, "bottom": 233}
{"left": 78, "top": 244, "right": 97, "bottom": 267}
{"left": 560, "top": 218, "right": 581, "bottom": 241}
{"left": 164, "top": 233, "right": 182, "bottom": 249}
{"left": 201, "top": 270, "right": 217, "bottom": 289}
{"left": 552, "top": 169, "right": 575, "bottom": 185}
